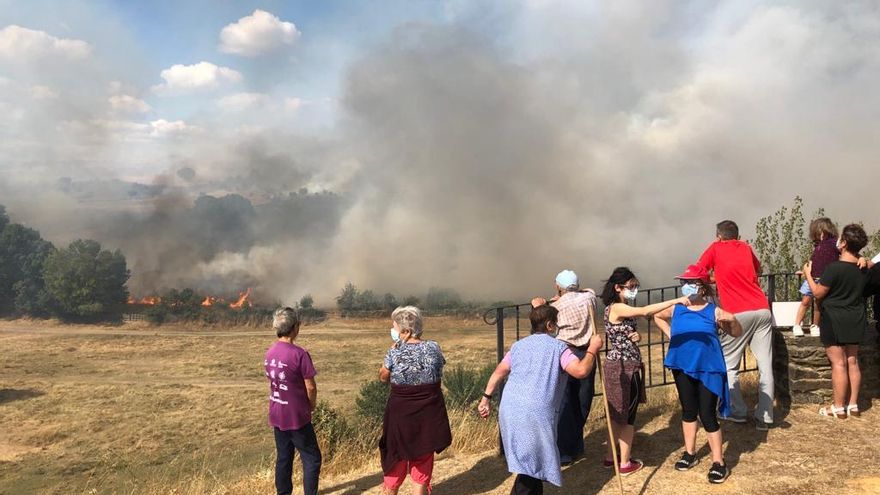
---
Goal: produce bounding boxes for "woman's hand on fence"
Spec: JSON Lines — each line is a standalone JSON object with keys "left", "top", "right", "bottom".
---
{"left": 478, "top": 397, "right": 491, "bottom": 418}
{"left": 531, "top": 297, "right": 547, "bottom": 308}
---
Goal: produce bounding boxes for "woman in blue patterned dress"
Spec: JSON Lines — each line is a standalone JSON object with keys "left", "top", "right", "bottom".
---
{"left": 653, "top": 264, "right": 742, "bottom": 485}
{"left": 378, "top": 306, "right": 451, "bottom": 495}
{"left": 477, "top": 304, "right": 603, "bottom": 494}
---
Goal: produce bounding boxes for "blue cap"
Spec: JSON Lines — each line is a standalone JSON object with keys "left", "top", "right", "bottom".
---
{"left": 555, "top": 270, "right": 578, "bottom": 289}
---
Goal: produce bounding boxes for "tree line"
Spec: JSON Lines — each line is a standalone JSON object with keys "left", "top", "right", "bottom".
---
{"left": 0, "top": 205, "right": 129, "bottom": 321}
{"left": 334, "top": 283, "right": 490, "bottom": 316}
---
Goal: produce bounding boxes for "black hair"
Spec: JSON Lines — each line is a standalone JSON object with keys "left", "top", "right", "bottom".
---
{"left": 716, "top": 220, "right": 739, "bottom": 240}
{"left": 841, "top": 223, "right": 868, "bottom": 255}
{"left": 601, "top": 266, "right": 638, "bottom": 306}
{"left": 529, "top": 304, "right": 559, "bottom": 335}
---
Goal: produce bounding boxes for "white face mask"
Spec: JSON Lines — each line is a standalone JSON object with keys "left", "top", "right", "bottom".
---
{"left": 390, "top": 327, "right": 400, "bottom": 343}
{"left": 681, "top": 283, "right": 700, "bottom": 298}
{"left": 623, "top": 288, "right": 638, "bottom": 301}
{"left": 836, "top": 237, "right": 844, "bottom": 252}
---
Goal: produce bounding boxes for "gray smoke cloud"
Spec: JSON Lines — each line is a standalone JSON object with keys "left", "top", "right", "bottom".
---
{"left": 2, "top": 1, "right": 880, "bottom": 304}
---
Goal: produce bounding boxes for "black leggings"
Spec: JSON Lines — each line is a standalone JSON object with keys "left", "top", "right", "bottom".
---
{"left": 625, "top": 370, "right": 643, "bottom": 426}
{"left": 510, "top": 474, "right": 543, "bottom": 495}
{"left": 672, "top": 370, "right": 720, "bottom": 433}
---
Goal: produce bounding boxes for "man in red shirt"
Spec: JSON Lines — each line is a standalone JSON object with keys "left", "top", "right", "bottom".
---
{"left": 697, "top": 220, "right": 774, "bottom": 431}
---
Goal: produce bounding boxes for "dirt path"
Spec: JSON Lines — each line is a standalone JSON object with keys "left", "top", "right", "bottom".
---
{"left": 317, "top": 400, "right": 880, "bottom": 495}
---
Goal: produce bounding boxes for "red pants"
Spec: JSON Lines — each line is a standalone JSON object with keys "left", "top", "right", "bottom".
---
{"left": 383, "top": 453, "right": 434, "bottom": 492}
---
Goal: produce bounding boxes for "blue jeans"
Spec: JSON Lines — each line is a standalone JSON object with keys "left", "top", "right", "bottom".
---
{"left": 556, "top": 348, "right": 596, "bottom": 461}
{"left": 273, "top": 423, "right": 322, "bottom": 495}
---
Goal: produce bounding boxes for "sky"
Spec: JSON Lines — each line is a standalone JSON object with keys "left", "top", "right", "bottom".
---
{"left": 0, "top": 1, "right": 878, "bottom": 304}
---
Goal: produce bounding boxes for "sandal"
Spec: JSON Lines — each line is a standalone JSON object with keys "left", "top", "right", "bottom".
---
{"left": 847, "top": 404, "right": 860, "bottom": 418}
{"left": 819, "top": 405, "right": 847, "bottom": 419}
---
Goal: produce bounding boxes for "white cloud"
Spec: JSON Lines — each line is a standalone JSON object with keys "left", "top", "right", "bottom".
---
{"left": 219, "top": 9, "right": 300, "bottom": 57}
{"left": 0, "top": 25, "right": 91, "bottom": 60}
{"left": 30, "top": 85, "right": 58, "bottom": 99}
{"left": 284, "top": 97, "right": 302, "bottom": 111}
{"left": 151, "top": 61, "right": 243, "bottom": 95}
{"left": 149, "top": 118, "right": 198, "bottom": 137}
{"left": 216, "top": 92, "right": 267, "bottom": 111}
{"left": 109, "top": 94, "right": 151, "bottom": 113}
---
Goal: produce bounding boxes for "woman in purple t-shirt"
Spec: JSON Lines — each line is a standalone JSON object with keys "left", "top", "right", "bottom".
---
{"left": 264, "top": 307, "right": 322, "bottom": 495}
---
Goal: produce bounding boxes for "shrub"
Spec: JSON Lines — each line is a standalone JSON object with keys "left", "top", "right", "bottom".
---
{"left": 312, "top": 401, "right": 351, "bottom": 458}
{"left": 354, "top": 380, "right": 389, "bottom": 422}
{"left": 144, "top": 305, "right": 169, "bottom": 324}
{"left": 444, "top": 364, "right": 496, "bottom": 410}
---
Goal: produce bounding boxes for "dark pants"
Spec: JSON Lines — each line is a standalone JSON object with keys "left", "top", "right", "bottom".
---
{"left": 273, "top": 423, "right": 322, "bottom": 495}
{"left": 511, "top": 474, "right": 543, "bottom": 495}
{"left": 556, "top": 347, "right": 596, "bottom": 461}
{"left": 672, "top": 370, "right": 720, "bottom": 433}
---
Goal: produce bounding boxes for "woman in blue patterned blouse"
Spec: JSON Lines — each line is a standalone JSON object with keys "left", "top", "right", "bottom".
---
{"left": 378, "top": 306, "right": 451, "bottom": 495}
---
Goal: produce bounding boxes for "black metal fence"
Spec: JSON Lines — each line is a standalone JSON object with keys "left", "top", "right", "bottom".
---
{"left": 482, "top": 272, "right": 803, "bottom": 394}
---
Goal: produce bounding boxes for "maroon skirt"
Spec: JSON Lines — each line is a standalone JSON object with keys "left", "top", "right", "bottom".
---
{"left": 379, "top": 382, "right": 452, "bottom": 473}
{"left": 603, "top": 359, "right": 646, "bottom": 424}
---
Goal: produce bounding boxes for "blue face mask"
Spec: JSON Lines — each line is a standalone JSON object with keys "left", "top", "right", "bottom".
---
{"left": 623, "top": 288, "right": 638, "bottom": 301}
{"left": 681, "top": 283, "right": 700, "bottom": 298}
{"left": 390, "top": 328, "right": 400, "bottom": 343}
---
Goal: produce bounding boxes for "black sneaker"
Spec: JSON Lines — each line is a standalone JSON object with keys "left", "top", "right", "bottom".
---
{"left": 707, "top": 462, "right": 729, "bottom": 484}
{"left": 674, "top": 452, "right": 698, "bottom": 471}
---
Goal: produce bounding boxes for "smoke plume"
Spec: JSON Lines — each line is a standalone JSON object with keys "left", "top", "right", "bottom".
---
{"left": 2, "top": 1, "right": 879, "bottom": 304}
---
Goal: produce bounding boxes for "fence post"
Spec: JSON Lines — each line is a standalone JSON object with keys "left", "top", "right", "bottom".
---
{"left": 495, "top": 307, "right": 505, "bottom": 456}
{"left": 767, "top": 273, "right": 776, "bottom": 306}
{"left": 496, "top": 307, "right": 504, "bottom": 363}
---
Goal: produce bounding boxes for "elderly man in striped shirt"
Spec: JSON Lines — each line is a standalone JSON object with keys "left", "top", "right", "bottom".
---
{"left": 532, "top": 269, "right": 599, "bottom": 465}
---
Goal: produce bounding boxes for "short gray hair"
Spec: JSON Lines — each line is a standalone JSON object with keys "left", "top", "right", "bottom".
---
{"left": 391, "top": 305, "right": 423, "bottom": 337}
{"left": 273, "top": 307, "right": 300, "bottom": 337}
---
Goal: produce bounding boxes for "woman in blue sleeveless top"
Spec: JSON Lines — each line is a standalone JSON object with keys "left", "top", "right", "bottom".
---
{"left": 653, "top": 264, "right": 742, "bottom": 485}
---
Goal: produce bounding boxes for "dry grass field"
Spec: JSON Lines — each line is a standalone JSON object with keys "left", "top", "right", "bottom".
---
{"left": 2, "top": 316, "right": 880, "bottom": 495}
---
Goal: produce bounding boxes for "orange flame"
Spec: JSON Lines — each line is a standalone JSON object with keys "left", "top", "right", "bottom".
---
{"left": 229, "top": 288, "right": 252, "bottom": 309}
{"left": 201, "top": 296, "right": 221, "bottom": 307}
{"left": 128, "top": 295, "right": 160, "bottom": 305}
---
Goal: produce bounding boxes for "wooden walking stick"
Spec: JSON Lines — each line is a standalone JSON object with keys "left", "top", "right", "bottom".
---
{"left": 596, "top": 351, "right": 625, "bottom": 495}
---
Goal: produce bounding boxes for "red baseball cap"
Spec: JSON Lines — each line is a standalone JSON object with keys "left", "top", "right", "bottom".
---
{"left": 674, "top": 264, "right": 710, "bottom": 282}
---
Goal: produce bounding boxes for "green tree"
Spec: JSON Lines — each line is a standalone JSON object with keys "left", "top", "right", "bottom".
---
{"left": 751, "top": 196, "right": 812, "bottom": 273}
{"left": 299, "top": 294, "right": 314, "bottom": 310}
{"left": 336, "top": 282, "right": 358, "bottom": 315}
{"left": 42, "top": 239, "right": 130, "bottom": 319}
{"left": 425, "top": 287, "right": 463, "bottom": 310}
{"left": 383, "top": 292, "right": 398, "bottom": 311}
{"left": 355, "top": 289, "right": 379, "bottom": 311}
{"left": 0, "top": 223, "right": 54, "bottom": 315}
{"left": 0, "top": 205, "right": 8, "bottom": 231}
{"left": 869, "top": 229, "right": 880, "bottom": 257}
